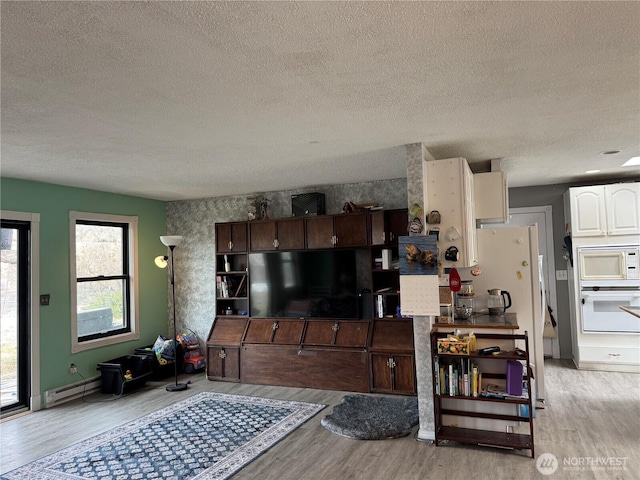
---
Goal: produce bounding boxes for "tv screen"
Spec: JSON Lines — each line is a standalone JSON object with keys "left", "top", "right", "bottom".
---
{"left": 249, "top": 250, "right": 358, "bottom": 319}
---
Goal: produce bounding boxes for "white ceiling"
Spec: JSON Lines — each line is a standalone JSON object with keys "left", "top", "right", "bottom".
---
{"left": 1, "top": 1, "right": 639, "bottom": 202}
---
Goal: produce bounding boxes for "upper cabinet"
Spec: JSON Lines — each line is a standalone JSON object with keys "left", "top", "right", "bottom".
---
{"left": 425, "top": 158, "right": 478, "bottom": 267}
{"left": 474, "top": 171, "right": 509, "bottom": 223}
{"left": 567, "top": 183, "right": 640, "bottom": 237}
{"left": 249, "top": 217, "right": 305, "bottom": 251}
{"left": 305, "top": 213, "right": 369, "bottom": 249}
{"left": 369, "top": 209, "right": 408, "bottom": 246}
{"left": 216, "top": 222, "right": 247, "bottom": 253}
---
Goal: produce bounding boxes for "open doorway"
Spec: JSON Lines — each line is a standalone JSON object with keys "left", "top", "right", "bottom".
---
{"left": 1, "top": 220, "right": 30, "bottom": 415}
{"left": 504, "top": 206, "right": 560, "bottom": 358}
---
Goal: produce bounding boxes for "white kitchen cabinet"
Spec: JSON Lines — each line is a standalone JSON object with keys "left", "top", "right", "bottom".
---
{"left": 425, "top": 157, "right": 478, "bottom": 267}
{"left": 474, "top": 171, "right": 509, "bottom": 223}
{"left": 569, "top": 183, "right": 640, "bottom": 237}
{"left": 567, "top": 183, "right": 640, "bottom": 237}
{"left": 605, "top": 183, "right": 640, "bottom": 236}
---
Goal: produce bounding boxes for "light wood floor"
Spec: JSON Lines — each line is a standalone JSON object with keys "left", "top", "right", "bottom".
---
{"left": 1, "top": 359, "right": 638, "bottom": 479}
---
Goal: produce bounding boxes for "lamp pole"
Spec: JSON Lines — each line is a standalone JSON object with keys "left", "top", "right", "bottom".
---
{"left": 162, "top": 238, "right": 188, "bottom": 392}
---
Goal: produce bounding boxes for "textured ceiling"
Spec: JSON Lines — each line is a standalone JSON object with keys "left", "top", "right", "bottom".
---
{"left": 1, "top": 1, "right": 639, "bottom": 201}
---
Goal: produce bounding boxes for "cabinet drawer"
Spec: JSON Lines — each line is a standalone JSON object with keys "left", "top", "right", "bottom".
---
{"left": 579, "top": 345, "right": 640, "bottom": 365}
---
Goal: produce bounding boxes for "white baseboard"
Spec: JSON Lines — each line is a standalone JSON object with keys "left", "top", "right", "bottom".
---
{"left": 576, "top": 361, "right": 640, "bottom": 373}
{"left": 44, "top": 375, "right": 101, "bottom": 408}
{"left": 416, "top": 427, "right": 435, "bottom": 442}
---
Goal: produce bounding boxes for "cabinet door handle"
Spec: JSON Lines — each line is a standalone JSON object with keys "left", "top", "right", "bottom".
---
{"left": 390, "top": 232, "right": 394, "bottom": 242}
{"left": 382, "top": 232, "right": 386, "bottom": 243}
{"left": 332, "top": 322, "right": 340, "bottom": 332}
{"left": 274, "top": 239, "right": 279, "bottom": 248}
{"left": 272, "top": 322, "right": 279, "bottom": 331}
{"left": 218, "top": 349, "right": 227, "bottom": 359}
{"left": 387, "top": 357, "right": 396, "bottom": 369}
{"left": 228, "top": 241, "right": 233, "bottom": 251}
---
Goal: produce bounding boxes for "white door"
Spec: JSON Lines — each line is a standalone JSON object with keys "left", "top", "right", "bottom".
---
{"left": 494, "top": 206, "right": 560, "bottom": 358}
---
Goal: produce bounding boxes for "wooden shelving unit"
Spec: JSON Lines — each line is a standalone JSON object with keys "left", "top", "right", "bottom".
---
{"left": 431, "top": 330, "right": 535, "bottom": 457}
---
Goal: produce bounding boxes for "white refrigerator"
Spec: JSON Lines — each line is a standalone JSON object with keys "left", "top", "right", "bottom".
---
{"left": 463, "top": 226, "right": 546, "bottom": 405}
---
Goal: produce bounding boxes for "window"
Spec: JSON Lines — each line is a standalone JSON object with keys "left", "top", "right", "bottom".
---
{"left": 70, "top": 212, "right": 139, "bottom": 352}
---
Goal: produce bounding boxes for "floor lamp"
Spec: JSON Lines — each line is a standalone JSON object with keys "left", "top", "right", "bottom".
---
{"left": 156, "top": 235, "right": 188, "bottom": 392}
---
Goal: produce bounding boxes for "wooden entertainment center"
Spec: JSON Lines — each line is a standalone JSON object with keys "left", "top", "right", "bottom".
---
{"left": 207, "top": 208, "right": 417, "bottom": 395}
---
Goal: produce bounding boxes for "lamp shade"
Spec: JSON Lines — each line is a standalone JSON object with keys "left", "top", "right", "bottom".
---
{"left": 160, "top": 235, "right": 183, "bottom": 247}
{"left": 155, "top": 255, "right": 168, "bottom": 268}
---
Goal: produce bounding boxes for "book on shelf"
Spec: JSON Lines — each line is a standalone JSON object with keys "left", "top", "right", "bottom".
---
{"left": 448, "top": 364, "right": 455, "bottom": 396}
{"left": 234, "top": 274, "right": 246, "bottom": 297}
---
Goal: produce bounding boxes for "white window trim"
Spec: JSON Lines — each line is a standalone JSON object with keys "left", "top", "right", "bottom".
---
{"left": 70, "top": 211, "right": 139, "bottom": 353}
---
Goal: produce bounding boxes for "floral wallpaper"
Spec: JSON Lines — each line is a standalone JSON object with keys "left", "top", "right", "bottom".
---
{"left": 165, "top": 178, "right": 408, "bottom": 346}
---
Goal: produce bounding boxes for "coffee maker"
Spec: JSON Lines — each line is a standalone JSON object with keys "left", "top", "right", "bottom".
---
{"left": 487, "top": 289, "right": 512, "bottom": 315}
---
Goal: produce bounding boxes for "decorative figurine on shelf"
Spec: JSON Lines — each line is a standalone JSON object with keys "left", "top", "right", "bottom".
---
{"left": 124, "top": 370, "right": 133, "bottom": 381}
{"left": 247, "top": 203, "right": 257, "bottom": 221}
{"left": 259, "top": 198, "right": 271, "bottom": 220}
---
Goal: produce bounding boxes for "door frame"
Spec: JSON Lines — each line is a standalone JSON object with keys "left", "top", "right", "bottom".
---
{"left": 1, "top": 210, "right": 41, "bottom": 412}
{"left": 508, "top": 206, "right": 560, "bottom": 359}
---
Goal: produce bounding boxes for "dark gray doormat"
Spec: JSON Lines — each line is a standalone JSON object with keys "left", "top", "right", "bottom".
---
{"left": 321, "top": 394, "right": 419, "bottom": 440}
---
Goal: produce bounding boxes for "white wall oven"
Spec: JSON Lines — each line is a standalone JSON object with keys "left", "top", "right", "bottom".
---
{"left": 578, "top": 245, "right": 640, "bottom": 333}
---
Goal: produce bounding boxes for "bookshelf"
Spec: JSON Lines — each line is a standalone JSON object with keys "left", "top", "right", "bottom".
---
{"left": 430, "top": 330, "right": 535, "bottom": 457}
{"left": 215, "top": 253, "right": 248, "bottom": 318}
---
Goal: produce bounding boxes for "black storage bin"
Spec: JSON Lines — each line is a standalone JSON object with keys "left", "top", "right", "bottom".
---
{"left": 96, "top": 354, "right": 153, "bottom": 394}
{"left": 134, "top": 344, "right": 183, "bottom": 380}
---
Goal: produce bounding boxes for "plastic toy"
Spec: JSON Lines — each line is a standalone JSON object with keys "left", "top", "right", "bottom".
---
{"left": 183, "top": 348, "right": 206, "bottom": 373}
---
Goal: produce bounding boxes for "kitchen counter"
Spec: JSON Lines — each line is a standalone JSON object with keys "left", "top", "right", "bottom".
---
{"left": 433, "top": 312, "right": 519, "bottom": 330}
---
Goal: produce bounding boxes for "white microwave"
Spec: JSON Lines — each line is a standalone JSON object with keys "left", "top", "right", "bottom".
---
{"left": 578, "top": 245, "right": 639, "bottom": 286}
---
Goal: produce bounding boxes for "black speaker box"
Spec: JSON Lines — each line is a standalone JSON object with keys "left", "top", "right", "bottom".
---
{"left": 291, "top": 192, "right": 326, "bottom": 217}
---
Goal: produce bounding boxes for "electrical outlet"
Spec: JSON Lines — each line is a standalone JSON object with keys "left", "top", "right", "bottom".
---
{"left": 556, "top": 270, "right": 568, "bottom": 281}
{"left": 69, "top": 363, "right": 78, "bottom": 374}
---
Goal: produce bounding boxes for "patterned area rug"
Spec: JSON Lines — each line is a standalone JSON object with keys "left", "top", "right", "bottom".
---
{"left": 321, "top": 394, "right": 419, "bottom": 440}
{"left": 2, "top": 392, "right": 325, "bottom": 480}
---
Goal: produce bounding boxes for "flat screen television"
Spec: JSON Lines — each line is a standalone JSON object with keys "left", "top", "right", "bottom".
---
{"left": 249, "top": 249, "right": 358, "bottom": 319}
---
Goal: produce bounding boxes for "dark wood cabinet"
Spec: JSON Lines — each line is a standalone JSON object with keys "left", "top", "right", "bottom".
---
{"left": 369, "top": 209, "right": 408, "bottom": 318}
{"left": 302, "top": 320, "right": 369, "bottom": 347}
{"left": 212, "top": 209, "right": 416, "bottom": 396}
{"left": 206, "top": 317, "right": 247, "bottom": 382}
{"left": 216, "top": 253, "right": 248, "bottom": 317}
{"left": 334, "top": 213, "right": 369, "bottom": 247}
{"left": 370, "top": 209, "right": 408, "bottom": 246}
{"left": 207, "top": 346, "right": 240, "bottom": 381}
{"left": 241, "top": 346, "right": 370, "bottom": 392}
{"left": 370, "top": 319, "right": 414, "bottom": 351}
{"left": 216, "top": 222, "right": 247, "bottom": 253}
{"left": 305, "top": 213, "right": 369, "bottom": 249}
{"left": 304, "top": 215, "right": 335, "bottom": 249}
{"left": 371, "top": 353, "right": 416, "bottom": 394}
{"left": 244, "top": 319, "right": 305, "bottom": 345}
{"left": 249, "top": 218, "right": 305, "bottom": 252}
{"left": 369, "top": 319, "right": 416, "bottom": 394}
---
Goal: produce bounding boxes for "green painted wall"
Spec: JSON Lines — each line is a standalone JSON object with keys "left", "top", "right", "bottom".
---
{"left": 1, "top": 178, "right": 168, "bottom": 405}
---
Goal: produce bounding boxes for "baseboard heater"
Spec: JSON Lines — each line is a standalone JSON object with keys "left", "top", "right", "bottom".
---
{"left": 44, "top": 375, "right": 101, "bottom": 408}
